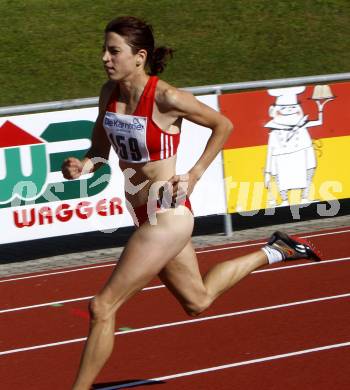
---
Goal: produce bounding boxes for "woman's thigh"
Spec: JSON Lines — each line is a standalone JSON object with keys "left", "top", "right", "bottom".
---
{"left": 97, "top": 206, "right": 194, "bottom": 310}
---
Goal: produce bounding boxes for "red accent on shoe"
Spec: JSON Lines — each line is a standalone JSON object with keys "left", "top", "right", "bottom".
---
{"left": 291, "top": 235, "right": 323, "bottom": 261}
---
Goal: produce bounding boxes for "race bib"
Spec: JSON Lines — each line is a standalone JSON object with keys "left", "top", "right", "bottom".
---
{"left": 103, "top": 111, "right": 149, "bottom": 162}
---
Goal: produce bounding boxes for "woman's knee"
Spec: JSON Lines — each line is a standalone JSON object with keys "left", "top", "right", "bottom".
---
{"left": 89, "top": 295, "right": 117, "bottom": 322}
{"left": 183, "top": 295, "right": 212, "bottom": 317}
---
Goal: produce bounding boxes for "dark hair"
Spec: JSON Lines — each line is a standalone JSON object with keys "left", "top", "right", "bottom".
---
{"left": 105, "top": 16, "right": 173, "bottom": 75}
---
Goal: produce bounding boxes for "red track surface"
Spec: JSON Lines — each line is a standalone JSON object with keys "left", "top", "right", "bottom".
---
{"left": 1, "top": 227, "right": 350, "bottom": 389}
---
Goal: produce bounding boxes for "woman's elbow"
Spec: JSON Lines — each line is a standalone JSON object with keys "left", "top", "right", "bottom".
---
{"left": 223, "top": 116, "right": 234, "bottom": 135}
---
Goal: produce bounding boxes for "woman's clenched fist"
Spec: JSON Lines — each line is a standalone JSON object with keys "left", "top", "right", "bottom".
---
{"left": 61, "top": 157, "right": 84, "bottom": 180}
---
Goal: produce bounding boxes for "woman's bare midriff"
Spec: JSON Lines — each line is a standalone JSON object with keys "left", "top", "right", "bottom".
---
{"left": 120, "top": 155, "right": 177, "bottom": 207}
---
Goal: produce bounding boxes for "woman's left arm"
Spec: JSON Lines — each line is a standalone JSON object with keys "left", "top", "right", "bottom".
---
{"left": 163, "top": 87, "right": 233, "bottom": 197}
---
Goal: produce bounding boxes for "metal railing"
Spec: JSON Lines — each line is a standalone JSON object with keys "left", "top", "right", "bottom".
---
{"left": 1, "top": 72, "right": 350, "bottom": 116}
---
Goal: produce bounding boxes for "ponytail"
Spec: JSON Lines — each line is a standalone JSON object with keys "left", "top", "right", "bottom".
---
{"left": 149, "top": 46, "right": 174, "bottom": 75}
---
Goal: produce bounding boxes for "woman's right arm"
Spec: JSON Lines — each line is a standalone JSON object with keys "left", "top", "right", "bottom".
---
{"left": 61, "top": 82, "right": 113, "bottom": 180}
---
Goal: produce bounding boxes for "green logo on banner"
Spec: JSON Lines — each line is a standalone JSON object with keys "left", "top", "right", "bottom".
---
{"left": 0, "top": 120, "right": 111, "bottom": 208}
{"left": 0, "top": 144, "right": 48, "bottom": 203}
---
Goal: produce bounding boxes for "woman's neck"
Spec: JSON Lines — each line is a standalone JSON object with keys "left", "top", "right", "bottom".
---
{"left": 118, "top": 72, "right": 150, "bottom": 102}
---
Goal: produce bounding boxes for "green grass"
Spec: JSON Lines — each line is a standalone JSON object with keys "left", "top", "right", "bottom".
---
{"left": 1, "top": 0, "right": 350, "bottom": 106}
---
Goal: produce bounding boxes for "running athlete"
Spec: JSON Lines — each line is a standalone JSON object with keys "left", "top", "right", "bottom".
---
{"left": 61, "top": 16, "right": 322, "bottom": 390}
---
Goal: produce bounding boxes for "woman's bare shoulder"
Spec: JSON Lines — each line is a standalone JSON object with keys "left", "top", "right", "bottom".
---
{"left": 155, "top": 79, "right": 193, "bottom": 113}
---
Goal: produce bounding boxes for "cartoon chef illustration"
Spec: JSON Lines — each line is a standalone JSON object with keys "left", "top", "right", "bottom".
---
{"left": 264, "top": 85, "right": 334, "bottom": 206}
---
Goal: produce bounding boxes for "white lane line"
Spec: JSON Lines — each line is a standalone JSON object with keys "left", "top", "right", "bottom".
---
{"left": 303, "top": 229, "right": 350, "bottom": 239}
{"left": 1, "top": 228, "right": 349, "bottom": 284}
{"left": 196, "top": 228, "right": 350, "bottom": 254}
{"left": 0, "top": 285, "right": 164, "bottom": 314}
{"left": 254, "top": 256, "right": 350, "bottom": 273}
{"left": 0, "top": 264, "right": 115, "bottom": 283}
{"left": 0, "top": 240, "right": 270, "bottom": 283}
{"left": 1, "top": 257, "right": 350, "bottom": 314}
{"left": 1, "top": 292, "right": 349, "bottom": 356}
{"left": 0, "top": 296, "right": 93, "bottom": 314}
{"left": 0, "top": 263, "right": 116, "bottom": 283}
{"left": 101, "top": 340, "right": 350, "bottom": 389}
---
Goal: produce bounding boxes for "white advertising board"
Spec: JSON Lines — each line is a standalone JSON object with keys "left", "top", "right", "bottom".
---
{"left": 0, "top": 94, "right": 225, "bottom": 244}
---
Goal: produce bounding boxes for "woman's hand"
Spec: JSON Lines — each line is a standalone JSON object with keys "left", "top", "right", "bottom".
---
{"left": 61, "top": 157, "right": 85, "bottom": 180}
{"left": 160, "top": 172, "right": 199, "bottom": 207}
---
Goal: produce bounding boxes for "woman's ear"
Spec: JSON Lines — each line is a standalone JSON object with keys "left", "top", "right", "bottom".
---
{"left": 136, "top": 49, "right": 148, "bottom": 66}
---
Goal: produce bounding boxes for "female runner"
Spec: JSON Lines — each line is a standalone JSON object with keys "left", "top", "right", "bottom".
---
{"left": 61, "top": 16, "right": 322, "bottom": 390}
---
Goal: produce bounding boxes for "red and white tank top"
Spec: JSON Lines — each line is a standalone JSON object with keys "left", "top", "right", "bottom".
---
{"left": 103, "top": 76, "right": 180, "bottom": 163}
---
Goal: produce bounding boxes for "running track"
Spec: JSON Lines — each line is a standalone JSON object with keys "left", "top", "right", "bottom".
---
{"left": 1, "top": 227, "right": 350, "bottom": 389}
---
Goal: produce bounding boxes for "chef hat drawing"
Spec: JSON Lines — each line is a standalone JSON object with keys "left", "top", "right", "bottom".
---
{"left": 268, "top": 86, "right": 306, "bottom": 106}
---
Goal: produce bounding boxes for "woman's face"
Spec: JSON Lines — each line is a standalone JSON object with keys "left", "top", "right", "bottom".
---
{"left": 102, "top": 32, "right": 140, "bottom": 81}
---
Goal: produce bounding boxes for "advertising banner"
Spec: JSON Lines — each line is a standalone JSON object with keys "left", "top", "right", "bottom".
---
{"left": 0, "top": 108, "right": 132, "bottom": 244}
{"left": 219, "top": 82, "right": 350, "bottom": 214}
{"left": 0, "top": 95, "right": 225, "bottom": 244}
